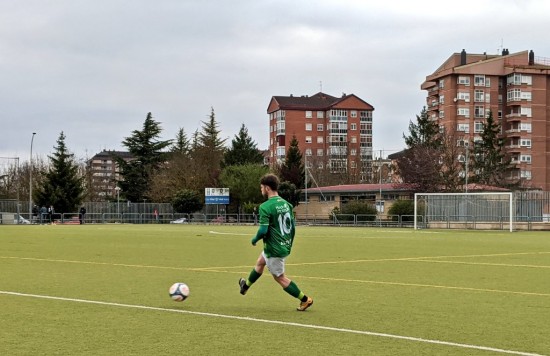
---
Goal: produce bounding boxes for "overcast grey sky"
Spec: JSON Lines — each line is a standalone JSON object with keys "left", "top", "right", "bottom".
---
{"left": 1, "top": 0, "right": 549, "bottom": 164}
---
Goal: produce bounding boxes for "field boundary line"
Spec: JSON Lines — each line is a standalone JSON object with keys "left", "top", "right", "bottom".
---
{"left": 0, "top": 290, "right": 544, "bottom": 356}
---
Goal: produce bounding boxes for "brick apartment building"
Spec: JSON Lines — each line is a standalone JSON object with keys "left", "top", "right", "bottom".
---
{"left": 88, "top": 150, "right": 133, "bottom": 200}
{"left": 267, "top": 92, "right": 375, "bottom": 183}
{"left": 421, "top": 49, "right": 550, "bottom": 191}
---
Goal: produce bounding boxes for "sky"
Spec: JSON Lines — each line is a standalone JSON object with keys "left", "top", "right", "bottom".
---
{"left": 1, "top": 0, "right": 549, "bottom": 166}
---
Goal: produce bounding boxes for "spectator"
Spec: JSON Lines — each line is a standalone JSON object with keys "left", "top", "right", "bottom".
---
{"left": 40, "top": 206, "right": 47, "bottom": 224}
{"left": 48, "top": 205, "right": 54, "bottom": 223}
{"left": 79, "top": 206, "right": 86, "bottom": 224}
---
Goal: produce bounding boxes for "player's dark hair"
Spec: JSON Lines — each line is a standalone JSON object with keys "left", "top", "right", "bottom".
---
{"left": 260, "top": 173, "right": 279, "bottom": 192}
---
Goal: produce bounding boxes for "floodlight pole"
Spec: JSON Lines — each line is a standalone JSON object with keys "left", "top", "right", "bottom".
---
{"left": 29, "top": 132, "right": 36, "bottom": 221}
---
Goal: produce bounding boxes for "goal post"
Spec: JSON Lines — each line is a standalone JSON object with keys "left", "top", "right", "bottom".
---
{"left": 414, "top": 192, "right": 514, "bottom": 232}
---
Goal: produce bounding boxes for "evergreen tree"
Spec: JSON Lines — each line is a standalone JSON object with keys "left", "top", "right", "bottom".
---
{"left": 34, "top": 132, "right": 85, "bottom": 213}
{"left": 279, "top": 135, "right": 305, "bottom": 189}
{"left": 403, "top": 107, "right": 442, "bottom": 148}
{"left": 116, "top": 112, "right": 172, "bottom": 202}
{"left": 223, "top": 124, "right": 264, "bottom": 167}
{"left": 191, "top": 107, "right": 227, "bottom": 188}
{"left": 170, "top": 127, "right": 191, "bottom": 155}
{"left": 171, "top": 189, "right": 203, "bottom": 214}
{"left": 471, "top": 111, "right": 513, "bottom": 186}
{"left": 396, "top": 107, "right": 444, "bottom": 192}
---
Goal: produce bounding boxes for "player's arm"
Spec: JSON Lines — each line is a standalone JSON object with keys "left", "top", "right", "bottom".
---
{"left": 251, "top": 224, "right": 268, "bottom": 246}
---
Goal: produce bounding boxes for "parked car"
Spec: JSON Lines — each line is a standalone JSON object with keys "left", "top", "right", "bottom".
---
{"left": 170, "top": 217, "right": 188, "bottom": 224}
{"left": 14, "top": 215, "right": 30, "bottom": 224}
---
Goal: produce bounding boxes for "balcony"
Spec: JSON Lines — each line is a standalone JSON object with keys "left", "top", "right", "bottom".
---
{"left": 505, "top": 129, "right": 522, "bottom": 137}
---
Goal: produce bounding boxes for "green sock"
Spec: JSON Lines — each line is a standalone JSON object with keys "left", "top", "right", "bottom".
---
{"left": 247, "top": 269, "right": 262, "bottom": 286}
{"left": 283, "top": 281, "right": 302, "bottom": 299}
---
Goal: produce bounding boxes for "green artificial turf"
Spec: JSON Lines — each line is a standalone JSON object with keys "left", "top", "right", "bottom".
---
{"left": 0, "top": 225, "right": 549, "bottom": 355}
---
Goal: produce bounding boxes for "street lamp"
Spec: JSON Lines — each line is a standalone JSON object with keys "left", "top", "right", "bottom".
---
{"left": 29, "top": 132, "right": 36, "bottom": 221}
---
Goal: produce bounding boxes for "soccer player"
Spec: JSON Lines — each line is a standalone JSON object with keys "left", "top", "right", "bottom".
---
{"left": 239, "top": 173, "right": 313, "bottom": 311}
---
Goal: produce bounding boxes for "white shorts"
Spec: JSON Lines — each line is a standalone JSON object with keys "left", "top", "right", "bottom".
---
{"left": 262, "top": 251, "right": 286, "bottom": 277}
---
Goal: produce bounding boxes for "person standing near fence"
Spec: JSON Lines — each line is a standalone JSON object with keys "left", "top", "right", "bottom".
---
{"left": 79, "top": 206, "right": 86, "bottom": 224}
{"left": 238, "top": 173, "right": 313, "bottom": 311}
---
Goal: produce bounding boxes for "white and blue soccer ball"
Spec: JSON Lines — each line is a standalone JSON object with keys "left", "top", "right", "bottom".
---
{"left": 169, "top": 282, "right": 190, "bottom": 302}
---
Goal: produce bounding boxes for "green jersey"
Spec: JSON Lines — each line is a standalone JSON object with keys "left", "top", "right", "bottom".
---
{"left": 256, "top": 196, "right": 295, "bottom": 258}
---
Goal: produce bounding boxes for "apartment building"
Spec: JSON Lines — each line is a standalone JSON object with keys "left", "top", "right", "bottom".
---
{"left": 421, "top": 49, "right": 550, "bottom": 191}
{"left": 88, "top": 150, "right": 133, "bottom": 200}
{"left": 267, "top": 92, "right": 375, "bottom": 182}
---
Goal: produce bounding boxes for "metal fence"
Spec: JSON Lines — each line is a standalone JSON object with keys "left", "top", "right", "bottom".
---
{"left": 2, "top": 191, "right": 550, "bottom": 230}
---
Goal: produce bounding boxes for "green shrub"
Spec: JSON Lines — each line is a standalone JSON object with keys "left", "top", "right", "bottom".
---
{"left": 331, "top": 201, "right": 377, "bottom": 221}
{"left": 387, "top": 199, "right": 415, "bottom": 221}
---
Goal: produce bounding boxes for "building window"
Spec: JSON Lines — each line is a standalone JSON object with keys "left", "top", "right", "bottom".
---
{"left": 520, "top": 155, "right": 531, "bottom": 163}
{"left": 439, "top": 95, "right": 445, "bottom": 104}
{"left": 305, "top": 111, "right": 312, "bottom": 118}
{"left": 305, "top": 136, "right": 312, "bottom": 143}
{"left": 520, "top": 123, "right": 532, "bottom": 132}
{"left": 520, "top": 170, "right": 532, "bottom": 179}
{"left": 305, "top": 148, "right": 312, "bottom": 156}
{"left": 317, "top": 111, "right": 324, "bottom": 119}
{"left": 458, "top": 76, "right": 470, "bottom": 86}
{"left": 507, "top": 89, "right": 521, "bottom": 101}
{"left": 439, "top": 110, "right": 444, "bottom": 118}
{"left": 520, "top": 139, "right": 532, "bottom": 147}
{"left": 457, "top": 108, "right": 470, "bottom": 117}
{"left": 457, "top": 92, "right": 470, "bottom": 102}
{"left": 439, "top": 79, "right": 445, "bottom": 88}
{"left": 305, "top": 123, "right": 312, "bottom": 131}
{"left": 474, "top": 106, "right": 484, "bottom": 118}
{"left": 457, "top": 123, "right": 469, "bottom": 133}
{"left": 317, "top": 136, "right": 324, "bottom": 144}
{"left": 360, "top": 111, "right": 372, "bottom": 121}
{"left": 520, "top": 107, "right": 532, "bottom": 117}
{"left": 350, "top": 148, "right": 357, "bottom": 156}
{"left": 351, "top": 136, "right": 357, "bottom": 143}
{"left": 317, "top": 124, "right": 324, "bottom": 131}
{"left": 351, "top": 110, "right": 357, "bottom": 118}
{"left": 350, "top": 161, "right": 357, "bottom": 168}
{"left": 474, "top": 122, "right": 483, "bottom": 133}
{"left": 350, "top": 123, "right": 357, "bottom": 130}
{"left": 474, "top": 75, "right": 485, "bottom": 86}
{"left": 317, "top": 148, "right": 323, "bottom": 156}
{"left": 474, "top": 90, "right": 484, "bottom": 102}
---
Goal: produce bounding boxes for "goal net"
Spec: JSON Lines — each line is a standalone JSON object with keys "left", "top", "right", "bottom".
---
{"left": 414, "top": 192, "right": 514, "bottom": 232}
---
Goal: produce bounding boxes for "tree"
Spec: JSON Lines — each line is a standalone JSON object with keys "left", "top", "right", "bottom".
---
{"left": 34, "top": 132, "right": 85, "bottom": 214}
{"left": 219, "top": 164, "right": 268, "bottom": 213}
{"left": 223, "top": 124, "right": 264, "bottom": 167}
{"left": 403, "top": 107, "right": 442, "bottom": 149}
{"left": 395, "top": 107, "right": 444, "bottom": 193}
{"left": 279, "top": 135, "right": 305, "bottom": 189}
{"left": 170, "top": 127, "right": 191, "bottom": 155}
{"left": 171, "top": 189, "right": 203, "bottom": 214}
{"left": 278, "top": 181, "right": 300, "bottom": 207}
{"left": 116, "top": 112, "right": 172, "bottom": 202}
{"left": 471, "top": 111, "right": 514, "bottom": 187}
{"left": 191, "top": 107, "right": 227, "bottom": 189}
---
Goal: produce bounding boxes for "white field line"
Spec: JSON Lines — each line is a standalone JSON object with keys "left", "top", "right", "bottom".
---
{"left": 0, "top": 290, "right": 545, "bottom": 356}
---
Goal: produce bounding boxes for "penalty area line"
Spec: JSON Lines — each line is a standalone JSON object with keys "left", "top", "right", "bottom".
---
{"left": 0, "top": 290, "right": 543, "bottom": 356}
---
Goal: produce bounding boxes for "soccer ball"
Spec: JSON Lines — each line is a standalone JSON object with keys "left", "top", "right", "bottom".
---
{"left": 169, "top": 282, "right": 190, "bottom": 302}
